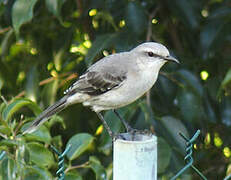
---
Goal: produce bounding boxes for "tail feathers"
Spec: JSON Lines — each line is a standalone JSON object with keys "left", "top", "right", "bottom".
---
{"left": 23, "top": 96, "right": 68, "bottom": 134}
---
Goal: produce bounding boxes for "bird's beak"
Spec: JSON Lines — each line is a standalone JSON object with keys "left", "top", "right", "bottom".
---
{"left": 164, "top": 55, "right": 180, "bottom": 64}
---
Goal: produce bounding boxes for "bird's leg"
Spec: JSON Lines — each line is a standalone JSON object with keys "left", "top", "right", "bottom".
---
{"left": 96, "top": 112, "right": 125, "bottom": 140}
{"left": 96, "top": 112, "right": 114, "bottom": 138}
{"left": 113, "top": 110, "right": 133, "bottom": 132}
{"left": 113, "top": 110, "right": 139, "bottom": 141}
{"left": 113, "top": 110, "right": 152, "bottom": 139}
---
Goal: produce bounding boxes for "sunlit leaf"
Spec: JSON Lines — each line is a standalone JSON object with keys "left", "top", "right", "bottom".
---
{"left": 23, "top": 125, "right": 51, "bottom": 144}
{"left": 221, "top": 68, "right": 231, "bottom": 96}
{"left": 12, "top": 0, "right": 38, "bottom": 35}
{"left": 27, "top": 142, "right": 54, "bottom": 167}
{"left": 66, "top": 133, "right": 94, "bottom": 160}
{"left": 2, "top": 98, "right": 41, "bottom": 121}
{"left": 25, "top": 65, "right": 39, "bottom": 102}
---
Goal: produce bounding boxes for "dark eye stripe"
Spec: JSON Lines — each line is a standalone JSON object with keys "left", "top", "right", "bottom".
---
{"left": 148, "top": 52, "right": 154, "bottom": 57}
{"left": 147, "top": 51, "right": 164, "bottom": 59}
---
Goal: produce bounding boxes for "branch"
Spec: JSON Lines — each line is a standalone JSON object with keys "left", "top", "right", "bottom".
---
{"left": 65, "top": 161, "right": 89, "bottom": 173}
{"left": 13, "top": 72, "right": 78, "bottom": 100}
{"left": 160, "top": 72, "right": 184, "bottom": 88}
{"left": 167, "top": 20, "right": 183, "bottom": 53}
{"left": 0, "top": 27, "right": 11, "bottom": 34}
{"left": 146, "top": 6, "right": 160, "bottom": 41}
{"left": 146, "top": 6, "right": 160, "bottom": 107}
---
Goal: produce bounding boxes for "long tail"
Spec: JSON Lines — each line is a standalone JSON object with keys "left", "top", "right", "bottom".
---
{"left": 23, "top": 96, "right": 68, "bottom": 134}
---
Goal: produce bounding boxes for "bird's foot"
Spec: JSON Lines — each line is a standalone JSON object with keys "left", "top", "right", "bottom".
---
{"left": 127, "top": 128, "right": 153, "bottom": 141}
{"left": 112, "top": 133, "right": 126, "bottom": 141}
{"left": 111, "top": 129, "right": 153, "bottom": 142}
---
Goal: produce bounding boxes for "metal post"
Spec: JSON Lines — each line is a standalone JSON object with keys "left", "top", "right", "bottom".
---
{"left": 113, "top": 133, "right": 157, "bottom": 180}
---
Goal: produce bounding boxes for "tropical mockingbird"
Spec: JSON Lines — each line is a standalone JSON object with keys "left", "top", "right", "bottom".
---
{"left": 23, "top": 42, "right": 179, "bottom": 138}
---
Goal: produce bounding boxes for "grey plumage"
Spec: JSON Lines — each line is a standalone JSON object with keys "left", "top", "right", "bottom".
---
{"left": 23, "top": 42, "right": 179, "bottom": 134}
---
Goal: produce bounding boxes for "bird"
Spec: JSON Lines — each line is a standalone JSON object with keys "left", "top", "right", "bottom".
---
{"left": 23, "top": 42, "right": 179, "bottom": 138}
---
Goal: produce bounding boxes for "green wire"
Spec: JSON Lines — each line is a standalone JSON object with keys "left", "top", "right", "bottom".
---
{"left": 171, "top": 130, "right": 207, "bottom": 180}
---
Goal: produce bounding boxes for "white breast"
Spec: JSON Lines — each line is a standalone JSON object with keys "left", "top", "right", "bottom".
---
{"left": 85, "top": 62, "right": 161, "bottom": 112}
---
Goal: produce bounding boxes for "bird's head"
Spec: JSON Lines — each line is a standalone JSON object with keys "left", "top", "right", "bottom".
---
{"left": 131, "top": 42, "right": 179, "bottom": 69}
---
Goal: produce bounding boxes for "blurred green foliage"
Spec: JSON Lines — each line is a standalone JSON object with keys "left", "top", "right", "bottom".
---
{"left": 0, "top": 0, "right": 231, "bottom": 179}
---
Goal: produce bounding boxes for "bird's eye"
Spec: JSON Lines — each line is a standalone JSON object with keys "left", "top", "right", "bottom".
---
{"left": 148, "top": 52, "right": 154, "bottom": 57}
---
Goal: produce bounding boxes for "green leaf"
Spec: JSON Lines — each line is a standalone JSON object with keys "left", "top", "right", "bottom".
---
{"left": 85, "top": 33, "right": 118, "bottom": 66}
{"left": 45, "top": 0, "right": 65, "bottom": 19}
{"left": 23, "top": 125, "right": 52, "bottom": 144}
{"left": 88, "top": 156, "right": 107, "bottom": 180}
{"left": 177, "top": 89, "right": 204, "bottom": 123}
{"left": 160, "top": 116, "right": 188, "bottom": 151}
{"left": 41, "top": 80, "right": 59, "bottom": 106}
{"left": 1, "top": 28, "right": 15, "bottom": 58}
{"left": 158, "top": 75, "right": 177, "bottom": 103}
{"left": 176, "top": 69, "right": 203, "bottom": 97}
{"left": 209, "top": 6, "right": 231, "bottom": 19}
{"left": 0, "top": 102, "right": 6, "bottom": 114}
{"left": 66, "top": 133, "right": 94, "bottom": 160}
{"left": 2, "top": 98, "right": 41, "bottom": 121}
{"left": 12, "top": 0, "right": 38, "bottom": 35}
{"left": 0, "top": 74, "right": 3, "bottom": 92}
{"left": 25, "top": 65, "right": 39, "bottom": 102}
{"left": 200, "top": 20, "right": 225, "bottom": 58}
{"left": 27, "top": 142, "right": 54, "bottom": 168}
{"left": 158, "top": 137, "right": 172, "bottom": 174}
{"left": 221, "top": 98, "right": 231, "bottom": 127}
{"left": 0, "top": 125, "right": 11, "bottom": 136}
{"left": 139, "top": 100, "right": 154, "bottom": 127}
{"left": 165, "top": 0, "right": 198, "bottom": 30}
{"left": 1, "top": 139, "right": 20, "bottom": 147}
{"left": 94, "top": 11, "right": 118, "bottom": 31}
{"left": 125, "top": 1, "right": 147, "bottom": 35}
{"left": 220, "top": 68, "right": 231, "bottom": 95}
{"left": 51, "top": 135, "right": 63, "bottom": 150}
{"left": 46, "top": 115, "right": 66, "bottom": 130}
{"left": 65, "top": 172, "right": 83, "bottom": 180}
{"left": 0, "top": 157, "right": 17, "bottom": 180}
{"left": 24, "top": 166, "right": 53, "bottom": 180}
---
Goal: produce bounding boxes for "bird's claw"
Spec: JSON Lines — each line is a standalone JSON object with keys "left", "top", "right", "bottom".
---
{"left": 127, "top": 128, "right": 153, "bottom": 141}
{"left": 112, "top": 133, "right": 126, "bottom": 141}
